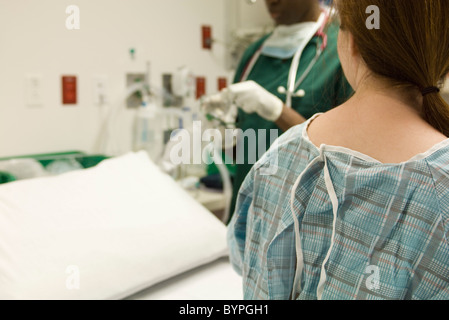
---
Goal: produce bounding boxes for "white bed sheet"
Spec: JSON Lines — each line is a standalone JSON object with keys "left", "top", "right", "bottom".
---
{"left": 126, "top": 257, "right": 243, "bottom": 300}
{"left": 0, "top": 152, "right": 232, "bottom": 300}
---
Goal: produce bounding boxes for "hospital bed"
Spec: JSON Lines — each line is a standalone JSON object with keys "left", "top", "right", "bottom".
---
{"left": 0, "top": 151, "right": 242, "bottom": 300}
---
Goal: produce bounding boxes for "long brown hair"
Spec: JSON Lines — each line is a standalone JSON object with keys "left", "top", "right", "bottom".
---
{"left": 335, "top": 0, "right": 449, "bottom": 136}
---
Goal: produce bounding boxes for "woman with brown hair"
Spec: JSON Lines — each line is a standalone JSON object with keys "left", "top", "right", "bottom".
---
{"left": 227, "top": 0, "right": 449, "bottom": 300}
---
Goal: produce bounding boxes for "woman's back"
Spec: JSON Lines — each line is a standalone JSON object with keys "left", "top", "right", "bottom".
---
{"left": 228, "top": 119, "right": 449, "bottom": 299}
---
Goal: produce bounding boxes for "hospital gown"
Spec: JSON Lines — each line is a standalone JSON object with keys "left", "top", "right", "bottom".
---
{"left": 227, "top": 115, "right": 449, "bottom": 300}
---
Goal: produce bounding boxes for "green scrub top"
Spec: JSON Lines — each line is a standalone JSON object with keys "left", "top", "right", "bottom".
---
{"left": 229, "top": 21, "right": 353, "bottom": 220}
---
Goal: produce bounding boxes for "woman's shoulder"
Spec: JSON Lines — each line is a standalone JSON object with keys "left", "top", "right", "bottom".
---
{"left": 307, "top": 103, "right": 449, "bottom": 165}
{"left": 425, "top": 142, "right": 449, "bottom": 183}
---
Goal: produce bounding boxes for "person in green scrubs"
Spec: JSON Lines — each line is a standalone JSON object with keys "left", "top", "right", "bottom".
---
{"left": 212, "top": 0, "right": 353, "bottom": 221}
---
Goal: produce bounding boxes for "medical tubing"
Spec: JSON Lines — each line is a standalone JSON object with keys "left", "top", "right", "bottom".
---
{"left": 158, "top": 115, "right": 185, "bottom": 178}
{"left": 107, "top": 82, "right": 165, "bottom": 156}
{"left": 100, "top": 82, "right": 147, "bottom": 155}
{"left": 293, "top": 47, "right": 322, "bottom": 91}
{"left": 240, "top": 49, "right": 262, "bottom": 82}
{"left": 286, "top": 45, "right": 303, "bottom": 108}
{"left": 159, "top": 129, "right": 233, "bottom": 223}
{"left": 208, "top": 143, "right": 233, "bottom": 224}
{"left": 286, "top": 12, "right": 326, "bottom": 108}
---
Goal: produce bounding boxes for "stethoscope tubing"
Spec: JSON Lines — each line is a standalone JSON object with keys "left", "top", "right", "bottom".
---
{"left": 240, "top": 10, "right": 329, "bottom": 108}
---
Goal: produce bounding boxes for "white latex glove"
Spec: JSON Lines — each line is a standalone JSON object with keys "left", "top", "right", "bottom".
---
{"left": 201, "top": 93, "right": 237, "bottom": 127}
{"left": 224, "top": 80, "right": 284, "bottom": 122}
{"left": 201, "top": 93, "right": 228, "bottom": 115}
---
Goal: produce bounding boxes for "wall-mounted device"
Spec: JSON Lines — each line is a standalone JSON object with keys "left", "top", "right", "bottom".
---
{"left": 126, "top": 73, "right": 146, "bottom": 108}
{"left": 202, "top": 25, "right": 212, "bottom": 50}
{"left": 62, "top": 75, "right": 77, "bottom": 105}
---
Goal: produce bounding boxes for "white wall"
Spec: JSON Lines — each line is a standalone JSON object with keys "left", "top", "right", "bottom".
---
{"left": 1, "top": 1, "right": 446, "bottom": 158}
{"left": 0, "top": 0, "right": 267, "bottom": 157}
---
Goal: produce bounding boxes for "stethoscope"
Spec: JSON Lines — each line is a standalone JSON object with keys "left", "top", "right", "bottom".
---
{"left": 240, "top": 11, "right": 329, "bottom": 108}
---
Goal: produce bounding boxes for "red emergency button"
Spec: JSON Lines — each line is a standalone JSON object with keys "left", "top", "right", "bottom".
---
{"left": 62, "top": 76, "right": 77, "bottom": 105}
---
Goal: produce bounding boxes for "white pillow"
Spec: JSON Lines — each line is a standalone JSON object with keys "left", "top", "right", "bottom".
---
{"left": 0, "top": 151, "right": 229, "bottom": 299}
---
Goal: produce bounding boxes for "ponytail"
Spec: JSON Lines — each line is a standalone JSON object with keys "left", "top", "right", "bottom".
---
{"left": 422, "top": 89, "right": 449, "bottom": 137}
{"left": 336, "top": 0, "right": 449, "bottom": 136}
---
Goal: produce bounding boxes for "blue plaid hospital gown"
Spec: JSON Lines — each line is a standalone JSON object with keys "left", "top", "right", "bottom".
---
{"left": 227, "top": 115, "right": 449, "bottom": 300}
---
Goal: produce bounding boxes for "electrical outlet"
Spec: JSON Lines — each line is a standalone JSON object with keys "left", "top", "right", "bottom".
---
{"left": 93, "top": 75, "right": 108, "bottom": 105}
{"left": 25, "top": 74, "right": 43, "bottom": 107}
{"left": 126, "top": 73, "right": 146, "bottom": 108}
